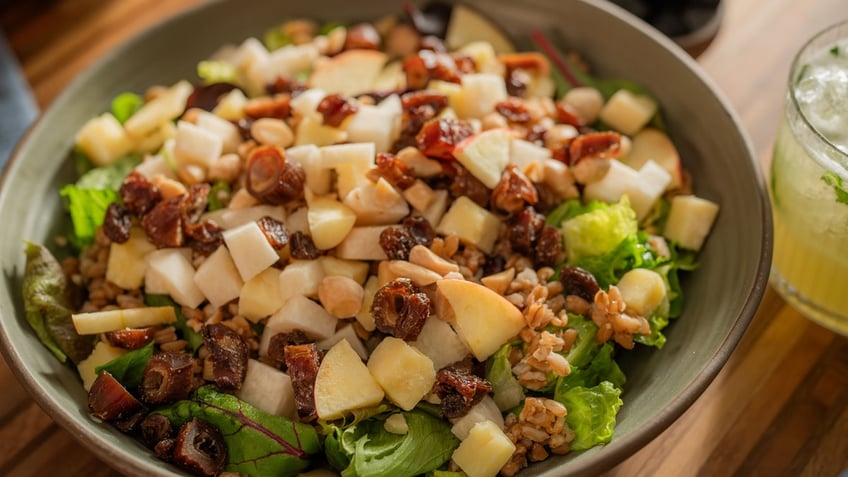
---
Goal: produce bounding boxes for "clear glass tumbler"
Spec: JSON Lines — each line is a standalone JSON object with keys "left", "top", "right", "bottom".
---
{"left": 770, "top": 20, "right": 848, "bottom": 335}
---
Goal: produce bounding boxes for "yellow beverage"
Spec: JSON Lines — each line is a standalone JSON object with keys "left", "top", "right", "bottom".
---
{"left": 770, "top": 22, "right": 848, "bottom": 334}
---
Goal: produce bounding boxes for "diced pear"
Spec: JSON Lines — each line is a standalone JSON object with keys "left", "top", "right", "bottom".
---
{"left": 308, "top": 49, "right": 388, "bottom": 96}
{"left": 367, "top": 337, "right": 436, "bottom": 411}
{"left": 583, "top": 159, "right": 639, "bottom": 205}
{"left": 212, "top": 88, "right": 248, "bottom": 121}
{"left": 215, "top": 204, "right": 286, "bottom": 230}
{"left": 286, "top": 206, "right": 310, "bottom": 234}
{"left": 450, "top": 395, "right": 504, "bottom": 440}
{"left": 314, "top": 340, "right": 385, "bottom": 420}
{"left": 452, "top": 420, "right": 516, "bottom": 477}
{"left": 74, "top": 113, "right": 133, "bottom": 166}
{"left": 307, "top": 195, "right": 358, "bottom": 250}
{"left": 287, "top": 144, "right": 331, "bottom": 195}
{"left": 223, "top": 221, "right": 280, "bottom": 281}
{"left": 290, "top": 88, "right": 327, "bottom": 120}
{"left": 625, "top": 160, "right": 672, "bottom": 220}
{"left": 622, "top": 127, "right": 683, "bottom": 189}
{"left": 260, "top": 295, "right": 338, "bottom": 355}
{"left": 403, "top": 180, "right": 436, "bottom": 212}
{"left": 616, "top": 268, "right": 667, "bottom": 317}
{"left": 238, "top": 267, "right": 284, "bottom": 322}
{"left": 435, "top": 279, "right": 525, "bottom": 361}
{"left": 264, "top": 43, "right": 319, "bottom": 84}
{"left": 411, "top": 317, "right": 470, "bottom": 370}
{"left": 295, "top": 116, "right": 349, "bottom": 147}
{"left": 345, "top": 97, "right": 402, "bottom": 153}
{"left": 421, "top": 189, "right": 450, "bottom": 227}
{"left": 125, "top": 80, "right": 193, "bottom": 139}
{"left": 279, "top": 259, "right": 325, "bottom": 301}
{"left": 599, "top": 89, "right": 658, "bottom": 136}
{"left": 318, "top": 256, "right": 369, "bottom": 285}
{"left": 436, "top": 196, "right": 501, "bottom": 254}
{"left": 663, "top": 195, "right": 720, "bottom": 251}
{"left": 237, "top": 359, "right": 296, "bottom": 418}
{"left": 343, "top": 178, "right": 410, "bottom": 226}
{"left": 317, "top": 323, "right": 370, "bottom": 360}
{"left": 106, "top": 227, "right": 155, "bottom": 290}
{"left": 194, "top": 245, "right": 244, "bottom": 308}
{"left": 335, "top": 226, "right": 390, "bottom": 261}
{"left": 384, "top": 413, "right": 409, "bottom": 434}
{"left": 320, "top": 142, "right": 375, "bottom": 195}
{"left": 445, "top": 4, "right": 515, "bottom": 54}
{"left": 146, "top": 249, "right": 205, "bottom": 308}
{"left": 457, "top": 74, "right": 508, "bottom": 120}
{"left": 134, "top": 154, "right": 176, "bottom": 180}
{"left": 509, "top": 138, "right": 551, "bottom": 173}
{"left": 77, "top": 342, "right": 128, "bottom": 391}
{"left": 355, "top": 276, "right": 379, "bottom": 332}
{"left": 173, "top": 120, "right": 223, "bottom": 169}
{"left": 454, "top": 128, "right": 512, "bottom": 189}
{"left": 72, "top": 306, "right": 177, "bottom": 335}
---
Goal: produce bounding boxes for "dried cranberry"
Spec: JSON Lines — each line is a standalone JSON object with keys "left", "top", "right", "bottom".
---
{"left": 508, "top": 206, "right": 545, "bottom": 255}
{"left": 402, "top": 215, "right": 436, "bottom": 247}
{"left": 102, "top": 203, "right": 132, "bottom": 244}
{"left": 379, "top": 225, "right": 417, "bottom": 260}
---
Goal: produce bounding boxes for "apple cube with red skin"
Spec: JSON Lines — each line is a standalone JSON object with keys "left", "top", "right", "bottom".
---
{"left": 453, "top": 128, "right": 512, "bottom": 189}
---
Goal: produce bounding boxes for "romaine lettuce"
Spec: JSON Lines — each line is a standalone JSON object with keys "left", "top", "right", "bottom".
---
{"left": 111, "top": 92, "right": 143, "bottom": 124}
{"left": 561, "top": 199, "right": 637, "bottom": 263}
{"left": 557, "top": 381, "right": 623, "bottom": 451}
{"left": 486, "top": 343, "right": 525, "bottom": 412}
{"left": 555, "top": 343, "right": 625, "bottom": 399}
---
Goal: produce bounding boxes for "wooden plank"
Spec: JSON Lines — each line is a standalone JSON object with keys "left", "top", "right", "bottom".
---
{"left": 4, "top": 426, "right": 120, "bottom": 477}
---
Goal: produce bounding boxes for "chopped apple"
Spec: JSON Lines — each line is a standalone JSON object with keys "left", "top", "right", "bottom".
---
{"left": 445, "top": 4, "right": 515, "bottom": 54}
{"left": 343, "top": 178, "right": 410, "bottom": 226}
{"left": 194, "top": 245, "right": 244, "bottom": 308}
{"left": 450, "top": 395, "right": 504, "bottom": 440}
{"left": 238, "top": 267, "right": 285, "bottom": 322}
{"left": 125, "top": 80, "right": 193, "bottom": 139}
{"left": 435, "top": 279, "right": 525, "bottom": 361}
{"left": 452, "top": 420, "right": 516, "bottom": 477}
{"left": 663, "top": 195, "right": 720, "bottom": 251}
{"left": 307, "top": 194, "right": 358, "bottom": 250}
{"left": 421, "top": 189, "right": 450, "bottom": 227}
{"left": 222, "top": 221, "right": 280, "bottom": 281}
{"left": 77, "top": 342, "right": 128, "bottom": 391}
{"left": 308, "top": 49, "right": 388, "bottom": 96}
{"left": 345, "top": 96, "right": 402, "bottom": 153}
{"left": 195, "top": 110, "right": 241, "bottom": 154}
{"left": 368, "top": 337, "right": 436, "bottom": 411}
{"left": 237, "top": 359, "right": 296, "bottom": 418}
{"left": 626, "top": 160, "right": 672, "bottom": 220}
{"left": 373, "top": 61, "right": 406, "bottom": 91}
{"left": 289, "top": 88, "right": 326, "bottom": 120}
{"left": 509, "top": 138, "right": 551, "bottom": 175}
{"left": 72, "top": 306, "right": 177, "bottom": 335}
{"left": 317, "top": 323, "right": 370, "bottom": 360}
{"left": 264, "top": 43, "right": 319, "bottom": 84}
{"left": 287, "top": 144, "right": 331, "bottom": 195}
{"left": 457, "top": 74, "right": 508, "bottom": 120}
{"left": 146, "top": 249, "right": 205, "bottom": 308}
{"left": 279, "top": 259, "right": 325, "bottom": 301}
{"left": 173, "top": 120, "right": 223, "bottom": 169}
{"left": 260, "top": 295, "right": 338, "bottom": 356}
{"left": 355, "top": 276, "right": 379, "bottom": 332}
{"left": 106, "top": 227, "right": 155, "bottom": 290}
{"left": 582, "top": 159, "right": 639, "bottom": 205}
{"left": 295, "top": 116, "right": 349, "bottom": 147}
{"left": 436, "top": 196, "right": 501, "bottom": 254}
{"left": 74, "top": 113, "right": 133, "bottom": 166}
{"left": 335, "top": 226, "right": 390, "bottom": 261}
{"left": 622, "top": 127, "right": 683, "bottom": 189}
{"left": 599, "top": 89, "right": 658, "bottom": 136}
{"left": 616, "top": 268, "right": 667, "bottom": 317}
{"left": 212, "top": 88, "right": 248, "bottom": 121}
{"left": 454, "top": 128, "right": 512, "bottom": 188}
{"left": 314, "top": 339, "right": 385, "bottom": 420}
{"left": 410, "top": 317, "right": 470, "bottom": 370}
{"left": 319, "top": 256, "right": 369, "bottom": 284}
{"left": 403, "top": 180, "right": 437, "bottom": 212}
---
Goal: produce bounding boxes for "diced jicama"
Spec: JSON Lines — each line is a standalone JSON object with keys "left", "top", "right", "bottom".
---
{"left": 77, "top": 342, "right": 128, "bottom": 391}
{"left": 237, "top": 359, "right": 296, "bottom": 418}
{"left": 450, "top": 395, "right": 504, "bottom": 440}
{"left": 239, "top": 267, "right": 285, "bottom": 322}
{"left": 146, "top": 249, "right": 205, "bottom": 308}
{"left": 173, "top": 120, "right": 223, "bottom": 169}
{"left": 222, "top": 221, "right": 280, "bottom": 281}
{"left": 106, "top": 227, "right": 155, "bottom": 290}
{"left": 260, "top": 295, "right": 338, "bottom": 355}
{"left": 193, "top": 245, "right": 243, "bottom": 308}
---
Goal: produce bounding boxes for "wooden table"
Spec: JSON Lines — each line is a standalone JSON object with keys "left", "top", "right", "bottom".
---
{"left": 2, "top": 0, "right": 848, "bottom": 476}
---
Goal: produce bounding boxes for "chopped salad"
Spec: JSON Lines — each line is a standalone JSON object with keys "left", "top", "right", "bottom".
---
{"left": 22, "top": 3, "right": 719, "bottom": 477}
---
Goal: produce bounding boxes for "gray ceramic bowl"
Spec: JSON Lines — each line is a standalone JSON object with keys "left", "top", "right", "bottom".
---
{"left": 0, "top": 0, "right": 771, "bottom": 475}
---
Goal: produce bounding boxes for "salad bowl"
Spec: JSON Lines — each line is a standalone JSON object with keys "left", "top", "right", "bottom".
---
{"left": 0, "top": 0, "right": 770, "bottom": 476}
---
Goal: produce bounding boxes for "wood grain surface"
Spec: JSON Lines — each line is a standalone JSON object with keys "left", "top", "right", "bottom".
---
{"left": 2, "top": 0, "right": 847, "bottom": 476}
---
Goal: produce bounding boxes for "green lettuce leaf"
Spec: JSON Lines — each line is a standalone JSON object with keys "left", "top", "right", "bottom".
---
{"left": 197, "top": 60, "right": 238, "bottom": 85}
{"left": 111, "top": 92, "right": 143, "bottom": 124}
{"left": 208, "top": 180, "right": 231, "bottom": 211}
{"left": 557, "top": 381, "right": 622, "bottom": 451}
{"left": 563, "top": 314, "right": 600, "bottom": 369}
{"left": 155, "top": 386, "right": 320, "bottom": 476}
{"left": 561, "top": 199, "right": 637, "bottom": 263}
{"left": 570, "top": 233, "right": 656, "bottom": 289}
{"left": 144, "top": 294, "right": 203, "bottom": 351}
{"left": 95, "top": 341, "right": 153, "bottom": 389}
{"left": 60, "top": 186, "right": 119, "bottom": 248}
{"left": 634, "top": 310, "right": 669, "bottom": 348}
{"left": 546, "top": 199, "right": 606, "bottom": 228}
{"left": 555, "top": 343, "right": 624, "bottom": 399}
{"left": 22, "top": 242, "right": 95, "bottom": 364}
{"left": 326, "top": 410, "right": 459, "bottom": 477}
{"left": 486, "top": 343, "right": 525, "bottom": 412}
{"left": 75, "top": 155, "right": 139, "bottom": 190}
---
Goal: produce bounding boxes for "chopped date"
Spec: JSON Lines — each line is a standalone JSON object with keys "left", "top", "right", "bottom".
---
{"left": 142, "top": 196, "right": 185, "bottom": 248}
{"left": 507, "top": 206, "right": 545, "bottom": 255}
{"left": 401, "top": 90, "right": 448, "bottom": 112}
{"left": 120, "top": 171, "right": 162, "bottom": 216}
{"left": 256, "top": 215, "right": 289, "bottom": 250}
{"left": 403, "top": 53, "right": 430, "bottom": 90}
{"left": 370, "top": 278, "right": 431, "bottom": 341}
{"left": 490, "top": 164, "right": 539, "bottom": 214}
{"left": 505, "top": 68, "right": 529, "bottom": 98}
{"left": 236, "top": 117, "right": 255, "bottom": 141}
{"left": 102, "top": 202, "right": 132, "bottom": 244}
{"left": 172, "top": 418, "right": 227, "bottom": 477}
{"left": 495, "top": 97, "right": 532, "bottom": 124}
{"left": 289, "top": 231, "right": 321, "bottom": 259}
{"left": 369, "top": 152, "right": 417, "bottom": 189}
{"left": 244, "top": 93, "right": 292, "bottom": 120}
{"left": 266, "top": 76, "right": 307, "bottom": 96}
{"left": 433, "top": 365, "right": 492, "bottom": 419}
{"left": 555, "top": 101, "right": 585, "bottom": 128}
{"left": 140, "top": 351, "right": 195, "bottom": 404}
{"left": 499, "top": 52, "right": 550, "bottom": 75}
{"left": 559, "top": 266, "right": 600, "bottom": 302}
{"left": 525, "top": 123, "right": 548, "bottom": 145}
{"left": 392, "top": 104, "right": 439, "bottom": 153}
{"left": 403, "top": 50, "right": 461, "bottom": 90}
{"left": 104, "top": 327, "right": 155, "bottom": 350}
{"left": 419, "top": 35, "right": 447, "bottom": 53}
{"left": 140, "top": 413, "right": 174, "bottom": 448}
{"left": 266, "top": 330, "right": 311, "bottom": 369}
{"left": 454, "top": 54, "right": 476, "bottom": 74}
{"left": 245, "top": 145, "right": 306, "bottom": 204}
{"left": 284, "top": 343, "right": 321, "bottom": 423}
{"left": 88, "top": 371, "right": 146, "bottom": 422}
{"left": 183, "top": 183, "right": 211, "bottom": 223}
{"left": 416, "top": 118, "right": 474, "bottom": 160}
{"left": 185, "top": 82, "right": 240, "bottom": 112}
{"left": 568, "top": 131, "right": 622, "bottom": 166}
{"left": 534, "top": 225, "right": 563, "bottom": 267}
{"left": 443, "top": 161, "right": 491, "bottom": 207}
{"left": 317, "top": 93, "right": 359, "bottom": 127}
{"left": 185, "top": 220, "right": 223, "bottom": 256}
{"left": 344, "top": 23, "right": 381, "bottom": 50}
{"left": 202, "top": 323, "right": 248, "bottom": 393}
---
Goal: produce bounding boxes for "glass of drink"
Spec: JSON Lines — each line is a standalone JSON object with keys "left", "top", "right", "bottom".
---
{"left": 770, "top": 20, "right": 848, "bottom": 335}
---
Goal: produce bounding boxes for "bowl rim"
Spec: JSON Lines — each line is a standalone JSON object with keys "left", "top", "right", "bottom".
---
{"left": 0, "top": 0, "right": 772, "bottom": 475}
